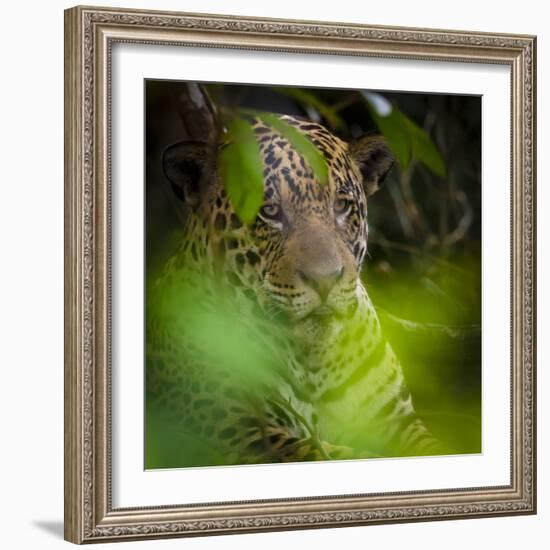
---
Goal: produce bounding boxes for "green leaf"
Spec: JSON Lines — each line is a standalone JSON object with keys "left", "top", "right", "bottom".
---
{"left": 257, "top": 113, "right": 329, "bottom": 185}
{"left": 219, "top": 110, "right": 330, "bottom": 225}
{"left": 362, "top": 91, "right": 446, "bottom": 177}
{"left": 403, "top": 117, "right": 446, "bottom": 177}
{"left": 364, "top": 98, "right": 412, "bottom": 169}
{"left": 219, "top": 117, "right": 265, "bottom": 225}
{"left": 272, "top": 86, "right": 345, "bottom": 129}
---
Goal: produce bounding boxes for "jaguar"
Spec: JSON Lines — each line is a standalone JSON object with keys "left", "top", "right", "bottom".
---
{"left": 146, "top": 114, "right": 445, "bottom": 466}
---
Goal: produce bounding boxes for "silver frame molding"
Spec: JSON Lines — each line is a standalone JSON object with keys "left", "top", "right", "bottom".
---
{"left": 64, "top": 5, "right": 537, "bottom": 544}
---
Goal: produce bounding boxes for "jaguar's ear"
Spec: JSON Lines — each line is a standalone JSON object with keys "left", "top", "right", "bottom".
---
{"left": 349, "top": 135, "right": 394, "bottom": 196}
{"left": 162, "top": 141, "right": 212, "bottom": 206}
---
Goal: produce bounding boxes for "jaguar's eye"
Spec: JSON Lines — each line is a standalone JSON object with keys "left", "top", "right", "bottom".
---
{"left": 334, "top": 197, "right": 352, "bottom": 216}
{"left": 259, "top": 203, "right": 282, "bottom": 221}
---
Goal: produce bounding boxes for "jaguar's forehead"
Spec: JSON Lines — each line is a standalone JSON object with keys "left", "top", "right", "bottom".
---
{"left": 252, "top": 116, "right": 364, "bottom": 205}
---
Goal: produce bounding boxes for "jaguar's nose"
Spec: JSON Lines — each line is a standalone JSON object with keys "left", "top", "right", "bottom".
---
{"left": 298, "top": 266, "right": 344, "bottom": 301}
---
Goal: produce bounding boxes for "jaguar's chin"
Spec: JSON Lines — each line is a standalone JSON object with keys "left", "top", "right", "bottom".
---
{"left": 288, "top": 300, "right": 359, "bottom": 331}
{"left": 291, "top": 311, "right": 347, "bottom": 345}
{"left": 258, "top": 287, "right": 359, "bottom": 328}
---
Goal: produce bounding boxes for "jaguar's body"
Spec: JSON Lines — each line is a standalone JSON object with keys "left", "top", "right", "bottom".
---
{"left": 147, "top": 114, "right": 444, "bottom": 465}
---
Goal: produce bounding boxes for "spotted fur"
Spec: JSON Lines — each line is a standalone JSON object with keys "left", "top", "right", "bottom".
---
{"left": 148, "top": 115, "right": 444, "bottom": 465}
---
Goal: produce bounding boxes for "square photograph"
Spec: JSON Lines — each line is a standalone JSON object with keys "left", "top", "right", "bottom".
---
{"left": 144, "top": 80, "right": 481, "bottom": 469}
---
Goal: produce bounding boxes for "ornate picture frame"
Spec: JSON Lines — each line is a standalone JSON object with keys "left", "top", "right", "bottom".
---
{"left": 64, "top": 5, "right": 536, "bottom": 544}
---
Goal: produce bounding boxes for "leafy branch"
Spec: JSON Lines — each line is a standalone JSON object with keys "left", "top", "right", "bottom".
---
{"left": 218, "top": 110, "right": 329, "bottom": 224}
{"left": 362, "top": 91, "right": 446, "bottom": 177}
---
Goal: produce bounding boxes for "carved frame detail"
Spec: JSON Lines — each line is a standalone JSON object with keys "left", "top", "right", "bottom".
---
{"left": 64, "top": 5, "right": 536, "bottom": 544}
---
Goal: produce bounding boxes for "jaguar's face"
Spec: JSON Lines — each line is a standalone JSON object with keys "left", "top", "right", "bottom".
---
{"left": 163, "top": 115, "right": 394, "bottom": 325}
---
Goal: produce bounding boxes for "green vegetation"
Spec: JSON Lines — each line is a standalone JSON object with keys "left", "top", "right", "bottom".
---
{"left": 146, "top": 266, "right": 288, "bottom": 469}
{"left": 219, "top": 111, "right": 329, "bottom": 223}
{"left": 363, "top": 91, "right": 446, "bottom": 177}
{"left": 219, "top": 117, "right": 265, "bottom": 225}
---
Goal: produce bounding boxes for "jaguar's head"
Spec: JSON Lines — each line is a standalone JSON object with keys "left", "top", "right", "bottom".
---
{"left": 163, "top": 115, "right": 393, "bottom": 327}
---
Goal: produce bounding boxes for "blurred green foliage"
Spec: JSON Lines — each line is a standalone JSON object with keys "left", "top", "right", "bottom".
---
{"left": 145, "top": 250, "right": 480, "bottom": 469}
{"left": 367, "top": 251, "right": 481, "bottom": 454}
{"left": 147, "top": 267, "right": 283, "bottom": 389}
{"left": 146, "top": 264, "right": 291, "bottom": 469}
